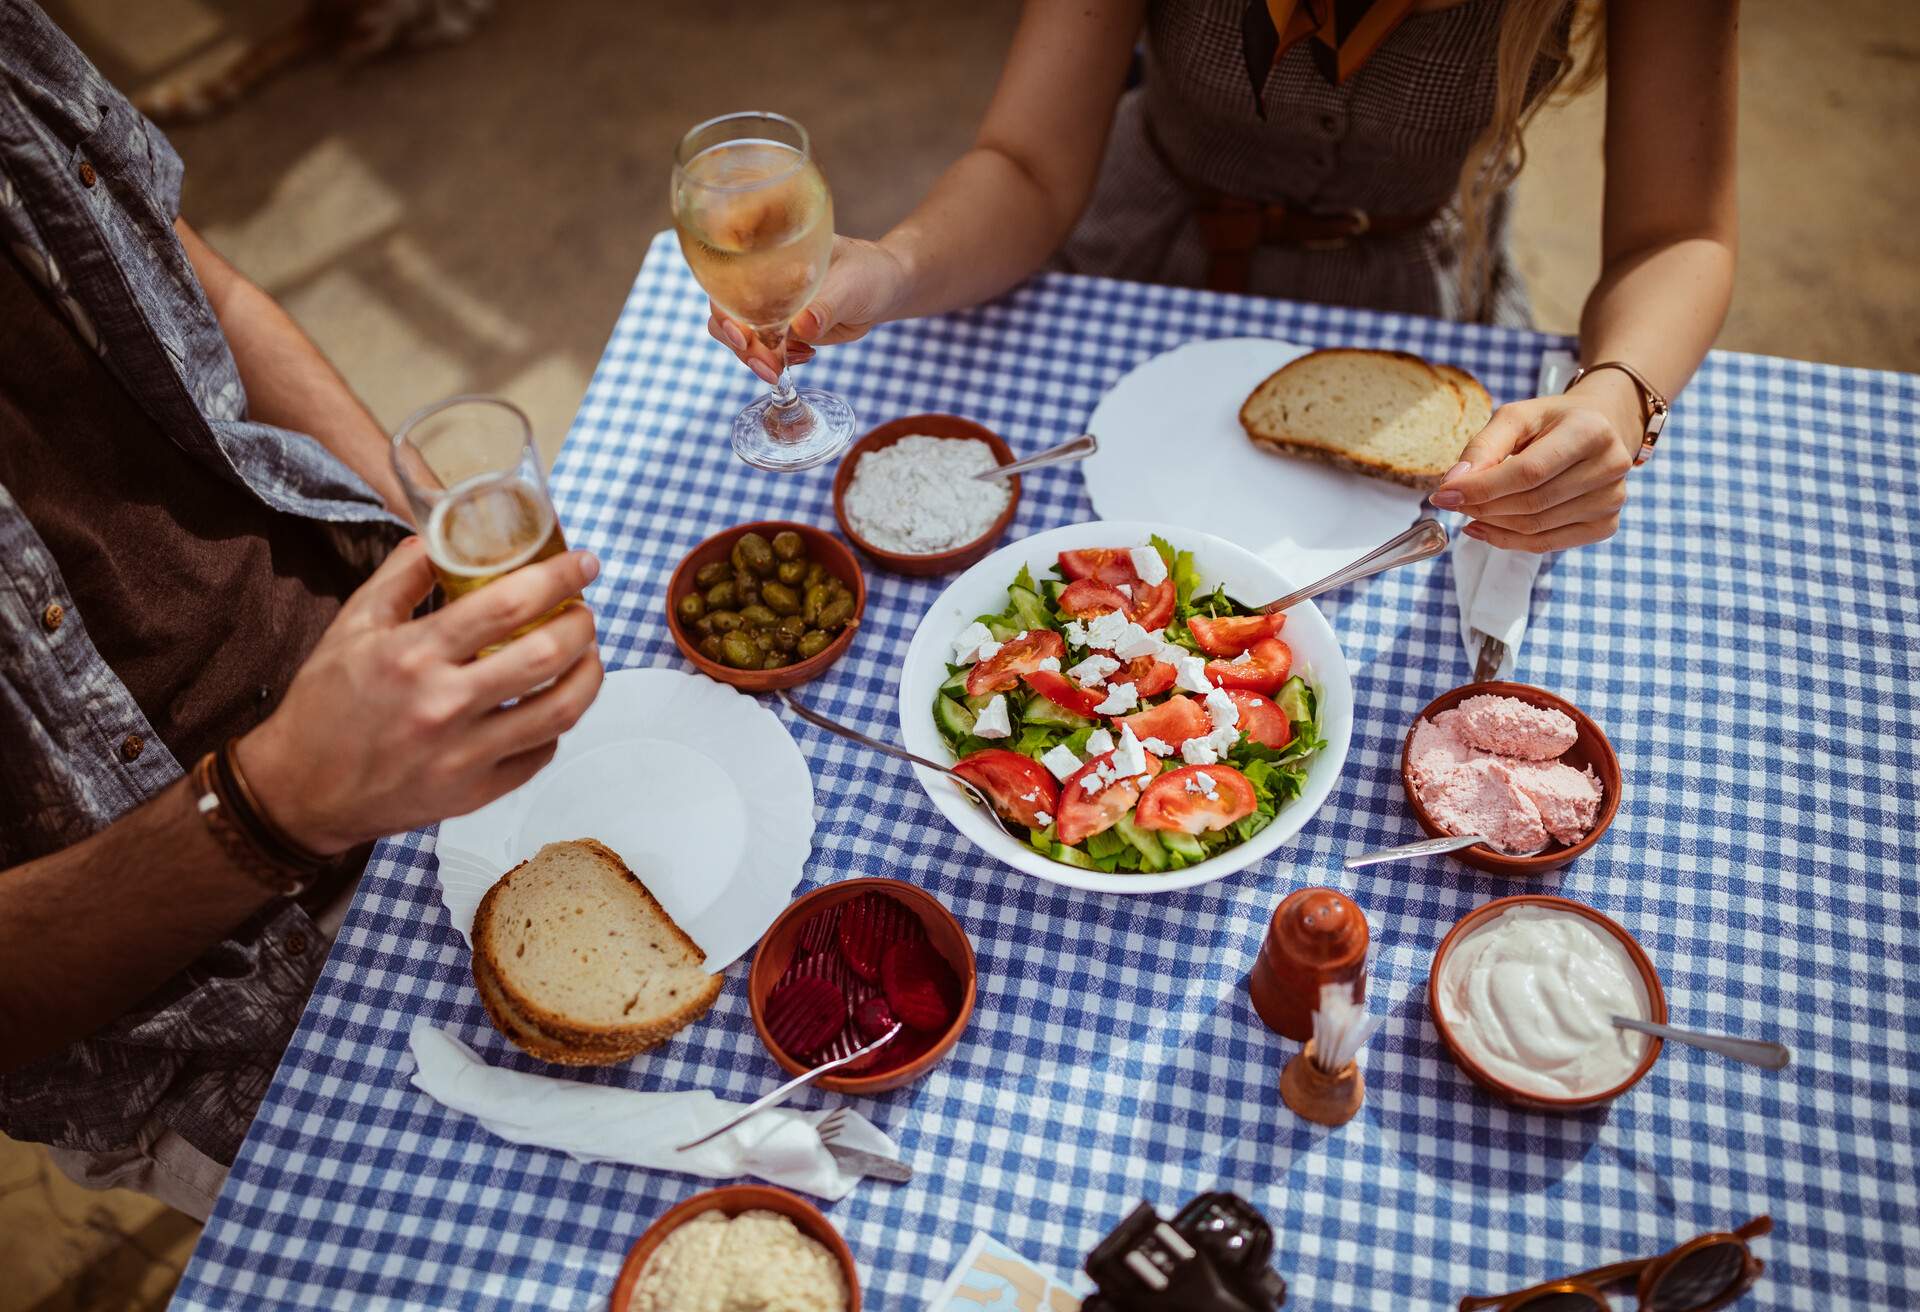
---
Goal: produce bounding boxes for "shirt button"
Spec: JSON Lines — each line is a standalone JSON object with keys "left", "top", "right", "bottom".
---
{"left": 78, "top": 160, "right": 97, "bottom": 188}
{"left": 120, "top": 733, "right": 144, "bottom": 761}
{"left": 41, "top": 602, "right": 64, "bottom": 632}
{"left": 286, "top": 932, "right": 310, "bottom": 956}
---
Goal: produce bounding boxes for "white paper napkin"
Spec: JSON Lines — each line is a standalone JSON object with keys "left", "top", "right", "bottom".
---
{"left": 407, "top": 1024, "right": 900, "bottom": 1201}
{"left": 1452, "top": 534, "right": 1540, "bottom": 680}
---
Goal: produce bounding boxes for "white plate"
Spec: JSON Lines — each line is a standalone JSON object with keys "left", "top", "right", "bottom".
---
{"left": 1083, "top": 337, "right": 1430, "bottom": 583}
{"left": 436, "top": 667, "right": 814, "bottom": 971}
{"left": 897, "top": 520, "right": 1354, "bottom": 895}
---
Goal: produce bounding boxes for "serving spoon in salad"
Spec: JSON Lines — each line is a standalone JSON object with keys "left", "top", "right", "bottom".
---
{"left": 776, "top": 688, "right": 1028, "bottom": 839}
{"left": 1234, "top": 515, "right": 1450, "bottom": 614}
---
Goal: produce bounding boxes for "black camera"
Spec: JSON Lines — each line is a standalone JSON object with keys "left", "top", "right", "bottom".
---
{"left": 1083, "top": 1192, "right": 1287, "bottom": 1312}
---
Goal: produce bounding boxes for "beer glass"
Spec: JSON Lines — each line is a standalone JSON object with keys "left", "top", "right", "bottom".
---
{"left": 671, "top": 111, "right": 855, "bottom": 472}
{"left": 391, "top": 394, "right": 574, "bottom": 653}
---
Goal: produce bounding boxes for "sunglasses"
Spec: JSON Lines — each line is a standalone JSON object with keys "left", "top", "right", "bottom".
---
{"left": 1458, "top": 1217, "right": 1771, "bottom": 1312}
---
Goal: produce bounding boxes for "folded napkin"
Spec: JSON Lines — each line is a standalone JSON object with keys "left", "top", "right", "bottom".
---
{"left": 408, "top": 1024, "right": 901, "bottom": 1200}
{"left": 1451, "top": 534, "right": 1541, "bottom": 680}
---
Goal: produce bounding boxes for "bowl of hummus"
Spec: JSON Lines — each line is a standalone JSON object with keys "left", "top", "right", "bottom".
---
{"left": 610, "top": 1185, "right": 858, "bottom": 1312}
{"left": 1428, "top": 894, "right": 1666, "bottom": 1112}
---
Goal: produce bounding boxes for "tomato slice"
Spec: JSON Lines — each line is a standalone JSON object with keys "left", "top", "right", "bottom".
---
{"left": 1204, "top": 638, "right": 1293, "bottom": 694}
{"left": 1116, "top": 694, "right": 1210, "bottom": 746}
{"left": 1110, "top": 655, "right": 1175, "bottom": 699}
{"left": 1133, "top": 765, "right": 1259, "bottom": 835}
{"left": 951, "top": 750, "right": 1059, "bottom": 829}
{"left": 1225, "top": 689, "right": 1293, "bottom": 750}
{"left": 1127, "top": 579, "right": 1176, "bottom": 630}
{"left": 1058, "top": 579, "right": 1131, "bottom": 618}
{"left": 966, "top": 629, "right": 1067, "bottom": 696}
{"left": 1055, "top": 749, "right": 1159, "bottom": 846}
{"left": 1187, "top": 612, "right": 1286, "bottom": 657}
{"left": 1024, "top": 669, "right": 1106, "bottom": 718}
{"left": 1057, "top": 549, "right": 1140, "bottom": 587}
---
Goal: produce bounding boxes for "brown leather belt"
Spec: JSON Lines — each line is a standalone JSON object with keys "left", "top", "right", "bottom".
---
{"left": 1144, "top": 116, "right": 1441, "bottom": 293}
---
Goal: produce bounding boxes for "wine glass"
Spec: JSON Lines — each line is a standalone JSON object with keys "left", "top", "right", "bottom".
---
{"left": 671, "top": 111, "right": 855, "bottom": 472}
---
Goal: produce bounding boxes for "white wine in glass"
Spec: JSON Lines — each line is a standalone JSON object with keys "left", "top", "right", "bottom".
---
{"left": 672, "top": 112, "right": 855, "bottom": 472}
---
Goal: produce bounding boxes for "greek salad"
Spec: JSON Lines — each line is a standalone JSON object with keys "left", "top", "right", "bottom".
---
{"left": 932, "top": 538, "right": 1324, "bottom": 874}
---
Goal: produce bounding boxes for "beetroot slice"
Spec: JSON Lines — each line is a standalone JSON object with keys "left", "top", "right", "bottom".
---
{"left": 880, "top": 940, "right": 960, "bottom": 1032}
{"left": 836, "top": 893, "right": 925, "bottom": 983}
{"left": 764, "top": 974, "right": 847, "bottom": 1059}
{"left": 854, "top": 995, "right": 899, "bottom": 1043}
{"left": 792, "top": 905, "right": 840, "bottom": 961}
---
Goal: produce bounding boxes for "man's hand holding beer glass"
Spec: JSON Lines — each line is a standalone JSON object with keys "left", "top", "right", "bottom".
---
{"left": 235, "top": 536, "right": 604, "bottom": 856}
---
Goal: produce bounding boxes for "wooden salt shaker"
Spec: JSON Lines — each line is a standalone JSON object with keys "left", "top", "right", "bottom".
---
{"left": 1281, "top": 1039, "right": 1365, "bottom": 1126}
{"left": 1247, "top": 886, "right": 1368, "bottom": 1041}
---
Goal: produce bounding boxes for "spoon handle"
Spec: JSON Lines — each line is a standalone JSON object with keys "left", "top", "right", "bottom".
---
{"left": 1612, "top": 1016, "right": 1792, "bottom": 1070}
{"left": 1344, "top": 833, "right": 1489, "bottom": 869}
{"left": 976, "top": 432, "right": 1099, "bottom": 481}
{"left": 1258, "top": 516, "right": 1449, "bottom": 615}
{"left": 777, "top": 688, "right": 953, "bottom": 775}
{"left": 673, "top": 1024, "right": 904, "bottom": 1152}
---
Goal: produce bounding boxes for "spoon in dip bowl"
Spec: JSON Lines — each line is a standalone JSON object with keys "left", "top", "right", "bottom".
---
{"left": 1612, "top": 1017, "right": 1791, "bottom": 1070}
{"left": 1347, "top": 832, "right": 1495, "bottom": 868}
{"left": 971, "top": 432, "right": 1098, "bottom": 481}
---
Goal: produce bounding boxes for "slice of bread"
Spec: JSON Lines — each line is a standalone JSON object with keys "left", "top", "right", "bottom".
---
{"left": 1436, "top": 363, "right": 1492, "bottom": 448}
{"left": 471, "top": 838, "right": 722, "bottom": 1065}
{"left": 1241, "top": 348, "right": 1468, "bottom": 488}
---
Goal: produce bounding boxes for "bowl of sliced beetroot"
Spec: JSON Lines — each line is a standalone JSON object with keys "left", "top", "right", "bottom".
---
{"left": 747, "top": 878, "right": 976, "bottom": 1094}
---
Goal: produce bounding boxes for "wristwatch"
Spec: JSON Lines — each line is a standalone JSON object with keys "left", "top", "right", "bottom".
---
{"left": 1565, "top": 360, "right": 1668, "bottom": 466}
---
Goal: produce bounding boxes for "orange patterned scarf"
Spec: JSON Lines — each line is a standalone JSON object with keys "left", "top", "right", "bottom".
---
{"left": 1240, "top": 0, "right": 1420, "bottom": 115}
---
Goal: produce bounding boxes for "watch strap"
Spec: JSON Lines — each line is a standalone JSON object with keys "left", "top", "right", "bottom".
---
{"left": 1566, "top": 360, "right": 1668, "bottom": 466}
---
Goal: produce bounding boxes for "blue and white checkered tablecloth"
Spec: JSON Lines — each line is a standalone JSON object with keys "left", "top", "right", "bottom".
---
{"left": 176, "top": 232, "right": 1919, "bottom": 1311}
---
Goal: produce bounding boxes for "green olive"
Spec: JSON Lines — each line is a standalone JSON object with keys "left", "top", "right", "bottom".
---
{"left": 804, "top": 562, "right": 827, "bottom": 589}
{"left": 815, "top": 595, "right": 854, "bottom": 631}
{"left": 796, "top": 629, "right": 833, "bottom": 659}
{"left": 776, "top": 558, "right": 808, "bottom": 586}
{"left": 707, "top": 609, "right": 743, "bottom": 634}
{"left": 751, "top": 628, "right": 776, "bottom": 653}
{"left": 740, "top": 603, "right": 778, "bottom": 627}
{"left": 762, "top": 652, "right": 788, "bottom": 670}
{"left": 720, "top": 631, "right": 761, "bottom": 668}
{"left": 693, "top": 615, "right": 714, "bottom": 637}
{"left": 731, "top": 532, "right": 776, "bottom": 577}
{"left": 694, "top": 560, "right": 731, "bottom": 590}
{"left": 704, "top": 580, "right": 737, "bottom": 610}
{"left": 698, "top": 634, "right": 725, "bottom": 662}
{"left": 776, "top": 614, "right": 808, "bottom": 641}
{"left": 769, "top": 626, "right": 799, "bottom": 654}
{"left": 761, "top": 582, "right": 802, "bottom": 616}
{"left": 803, "top": 583, "right": 830, "bottom": 626}
{"left": 676, "top": 593, "right": 706, "bottom": 624}
{"left": 772, "top": 530, "right": 805, "bottom": 562}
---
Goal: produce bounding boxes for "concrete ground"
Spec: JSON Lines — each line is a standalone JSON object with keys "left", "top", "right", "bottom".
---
{"left": 6, "top": 1, "right": 1915, "bottom": 1306}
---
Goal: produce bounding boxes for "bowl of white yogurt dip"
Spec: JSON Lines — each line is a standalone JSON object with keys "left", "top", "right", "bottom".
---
{"left": 1429, "top": 895, "right": 1666, "bottom": 1111}
{"left": 832, "top": 414, "right": 1020, "bottom": 575}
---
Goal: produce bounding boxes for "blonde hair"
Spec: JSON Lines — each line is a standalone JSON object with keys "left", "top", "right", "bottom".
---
{"left": 1455, "top": 0, "right": 1607, "bottom": 318}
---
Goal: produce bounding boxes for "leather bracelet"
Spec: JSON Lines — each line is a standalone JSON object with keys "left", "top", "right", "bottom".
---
{"left": 217, "top": 737, "right": 334, "bottom": 878}
{"left": 190, "top": 742, "right": 332, "bottom": 897}
{"left": 1565, "top": 360, "right": 1668, "bottom": 467}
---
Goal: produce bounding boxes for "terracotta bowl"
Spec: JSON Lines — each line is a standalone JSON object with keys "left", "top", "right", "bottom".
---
{"left": 831, "top": 414, "right": 1021, "bottom": 575}
{"left": 666, "top": 520, "right": 865, "bottom": 692}
{"left": 749, "top": 877, "right": 976, "bottom": 1094}
{"left": 1400, "top": 680, "right": 1623, "bottom": 876}
{"left": 1428, "top": 893, "right": 1666, "bottom": 1113}
{"left": 607, "top": 1184, "right": 860, "bottom": 1312}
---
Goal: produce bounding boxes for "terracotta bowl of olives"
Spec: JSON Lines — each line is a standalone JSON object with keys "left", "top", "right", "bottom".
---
{"left": 667, "top": 521, "right": 866, "bottom": 691}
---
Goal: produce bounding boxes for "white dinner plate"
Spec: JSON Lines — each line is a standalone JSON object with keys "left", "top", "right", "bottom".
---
{"left": 897, "top": 520, "right": 1354, "bottom": 895}
{"left": 1083, "top": 337, "right": 1431, "bottom": 583}
{"left": 435, "top": 667, "right": 815, "bottom": 972}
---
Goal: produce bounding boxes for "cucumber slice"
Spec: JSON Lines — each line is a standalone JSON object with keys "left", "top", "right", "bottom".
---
{"left": 1113, "top": 814, "right": 1169, "bottom": 871}
{"left": 983, "top": 617, "right": 1020, "bottom": 642}
{"left": 1007, "top": 585, "right": 1052, "bottom": 633}
{"left": 1159, "top": 830, "right": 1206, "bottom": 862}
{"left": 933, "top": 694, "right": 976, "bottom": 739}
{"left": 940, "top": 667, "right": 971, "bottom": 695}
{"left": 1052, "top": 842, "right": 1098, "bottom": 871}
{"left": 1274, "top": 676, "right": 1314, "bottom": 725}
{"left": 1028, "top": 824, "right": 1056, "bottom": 854}
{"left": 1042, "top": 579, "right": 1068, "bottom": 607}
{"left": 1025, "top": 696, "right": 1094, "bottom": 729}
{"left": 963, "top": 690, "right": 1003, "bottom": 713}
{"left": 1085, "top": 827, "right": 1129, "bottom": 860}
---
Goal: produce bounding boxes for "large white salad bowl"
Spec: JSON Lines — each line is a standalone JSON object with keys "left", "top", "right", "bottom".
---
{"left": 897, "top": 520, "right": 1354, "bottom": 894}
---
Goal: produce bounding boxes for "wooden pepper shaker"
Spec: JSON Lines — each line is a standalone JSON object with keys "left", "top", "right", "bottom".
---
{"left": 1247, "top": 886, "right": 1368, "bottom": 1041}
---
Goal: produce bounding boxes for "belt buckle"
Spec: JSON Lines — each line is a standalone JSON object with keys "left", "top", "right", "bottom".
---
{"left": 1301, "top": 207, "right": 1370, "bottom": 252}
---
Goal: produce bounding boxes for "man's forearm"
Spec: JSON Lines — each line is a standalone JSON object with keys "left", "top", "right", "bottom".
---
{"left": 174, "top": 219, "right": 413, "bottom": 520}
{"left": 0, "top": 776, "right": 275, "bottom": 1072}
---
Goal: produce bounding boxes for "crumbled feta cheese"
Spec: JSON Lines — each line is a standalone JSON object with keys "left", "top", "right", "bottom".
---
{"left": 1080, "top": 773, "right": 1103, "bottom": 793}
{"left": 1013, "top": 630, "right": 1028, "bottom": 642}
{"left": 1174, "top": 654, "right": 1213, "bottom": 694}
{"left": 1041, "top": 744, "right": 1082, "bottom": 781}
{"left": 1139, "top": 736, "right": 1175, "bottom": 756}
{"left": 1067, "top": 653, "right": 1120, "bottom": 687}
{"left": 972, "top": 694, "right": 1011, "bottom": 739}
{"left": 976, "top": 640, "right": 1003, "bottom": 663}
{"left": 1020, "top": 789, "right": 1039, "bottom": 802}
{"left": 1180, "top": 736, "right": 1220, "bottom": 765}
{"left": 1034, "top": 810, "right": 1052, "bottom": 828}
{"left": 1130, "top": 545, "right": 1169, "bottom": 586}
{"left": 1208, "top": 724, "right": 1241, "bottom": 755}
{"left": 1111, "top": 625, "right": 1162, "bottom": 660}
{"left": 1111, "top": 726, "right": 1148, "bottom": 778}
{"left": 1061, "top": 619, "right": 1090, "bottom": 648}
{"left": 1205, "top": 686, "right": 1240, "bottom": 730}
{"left": 1084, "top": 728, "right": 1115, "bottom": 756}
{"left": 1083, "top": 610, "right": 1132, "bottom": 650}
{"left": 1185, "top": 769, "right": 1220, "bottom": 800}
{"left": 1230, "top": 648, "right": 1255, "bottom": 666}
{"left": 1115, "top": 582, "right": 1132, "bottom": 599}
{"left": 1094, "top": 681, "right": 1140, "bottom": 715}
{"left": 951, "top": 621, "right": 995, "bottom": 665}
{"left": 1035, "top": 655, "right": 1061, "bottom": 673}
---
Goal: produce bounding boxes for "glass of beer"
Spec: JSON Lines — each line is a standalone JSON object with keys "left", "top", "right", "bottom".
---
{"left": 671, "top": 111, "right": 855, "bottom": 472}
{"left": 391, "top": 394, "right": 574, "bottom": 653}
